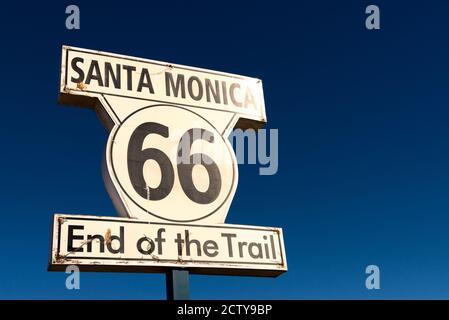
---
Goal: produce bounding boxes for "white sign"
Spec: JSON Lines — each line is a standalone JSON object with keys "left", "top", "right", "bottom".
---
{"left": 49, "top": 214, "right": 287, "bottom": 277}
{"left": 59, "top": 46, "right": 266, "bottom": 223}
{"left": 60, "top": 47, "right": 266, "bottom": 121}
{"left": 52, "top": 46, "right": 287, "bottom": 277}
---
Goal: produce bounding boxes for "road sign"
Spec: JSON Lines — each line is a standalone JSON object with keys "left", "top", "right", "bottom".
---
{"left": 51, "top": 46, "right": 287, "bottom": 282}
{"left": 49, "top": 214, "right": 287, "bottom": 277}
{"left": 59, "top": 46, "right": 266, "bottom": 223}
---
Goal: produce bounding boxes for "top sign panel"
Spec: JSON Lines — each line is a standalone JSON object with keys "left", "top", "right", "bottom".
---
{"left": 59, "top": 46, "right": 266, "bottom": 123}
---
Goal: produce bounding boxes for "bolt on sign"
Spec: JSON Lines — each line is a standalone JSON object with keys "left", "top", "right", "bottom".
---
{"left": 49, "top": 46, "right": 287, "bottom": 276}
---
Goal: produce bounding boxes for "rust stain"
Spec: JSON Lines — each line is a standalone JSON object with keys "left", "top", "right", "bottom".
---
{"left": 151, "top": 254, "right": 160, "bottom": 262}
{"left": 105, "top": 228, "right": 112, "bottom": 245}
{"left": 76, "top": 82, "right": 87, "bottom": 90}
{"left": 55, "top": 253, "right": 64, "bottom": 263}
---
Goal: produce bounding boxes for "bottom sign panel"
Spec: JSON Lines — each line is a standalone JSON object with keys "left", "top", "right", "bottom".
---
{"left": 48, "top": 214, "right": 287, "bottom": 277}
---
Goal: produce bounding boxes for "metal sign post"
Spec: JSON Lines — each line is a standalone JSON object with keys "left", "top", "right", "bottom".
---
{"left": 166, "top": 269, "right": 190, "bottom": 300}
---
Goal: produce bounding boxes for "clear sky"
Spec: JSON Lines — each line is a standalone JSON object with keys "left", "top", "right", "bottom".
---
{"left": 1, "top": 0, "right": 449, "bottom": 299}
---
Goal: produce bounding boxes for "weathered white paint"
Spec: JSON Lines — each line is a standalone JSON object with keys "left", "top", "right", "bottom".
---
{"left": 49, "top": 214, "right": 287, "bottom": 277}
{"left": 58, "top": 46, "right": 267, "bottom": 224}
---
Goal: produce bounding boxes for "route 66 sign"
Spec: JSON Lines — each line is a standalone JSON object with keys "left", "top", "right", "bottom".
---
{"left": 51, "top": 46, "right": 287, "bottom": 276}
{"left": 58, "top": 46, "right": 266, "bottom": 224}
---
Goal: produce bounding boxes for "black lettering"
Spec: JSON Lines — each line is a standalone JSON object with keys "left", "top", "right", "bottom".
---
{"left": 137, "top": 68, "right": 155, "bottom": 93}
{"left": 155, "top": 228, "right": 166, "bottom": 255}
{"left": 106, "top": 226, "right": 124, "bottom": 254}
{"left": 238, "top": 241, "right": 247, "bottom": 258}
{"left": 229, "top": 83, "right": 242, "bottom": 107}
{"left": 248, "top": 242, "right": 263, "bottom": 259}
{"left": 105, "top": 62, "right": 121, "bottom": 89}
{"left": 137, "top": 236, "right": 155, "bottom": 255}
{"left": 187, "top": 76, "right": 203, "bottom": 101}
{"left": 221, "top": 233, "right": 236, "bottom": 257}
{"left": 122, "top": 65, "right": 136, "bottom": 90}
{"left": 174, "top": 233, "right": 184, "bottom": 255}
{"left": 270, "top": 235, "right": 276, "bottom": 259}
{"left": 263, "top": 235, "right": 270, "bottom": 259}
{"left": 67, "top": 225, "right": 84, "bottom": 252}
{"left": 70, "top": 57, "right": 84, "bottom": 83}
{"left": 203, "top": 240, "right": 219, "bottom": 257}
{"left": 165, "top": 72, "right": 186, "bottom": 98}
{"left": 205, "top": 79, "right": 221, "bottom": 103}
{"left": 87, "top": 234, "right": 105, "bottom": 253}
{"left": 85, "top": 60, "right": 103, "bottom": 86}
{"left": 185, "top": 230, "right": 201, "bottom": 256}
{"left": 127, "top": 122, "right": 174, "bottom": 201}
{"left": 221, "top": 81, "right": 228, "bottom": 105}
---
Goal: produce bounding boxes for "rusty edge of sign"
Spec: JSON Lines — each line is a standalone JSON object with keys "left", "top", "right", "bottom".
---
{"left": 48, "top": 214, "right": 287, "bottom": 278}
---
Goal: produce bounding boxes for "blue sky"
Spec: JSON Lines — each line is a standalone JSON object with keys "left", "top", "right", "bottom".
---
{"left": 1, "top": 0, "right": 449, "bottom": 299}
